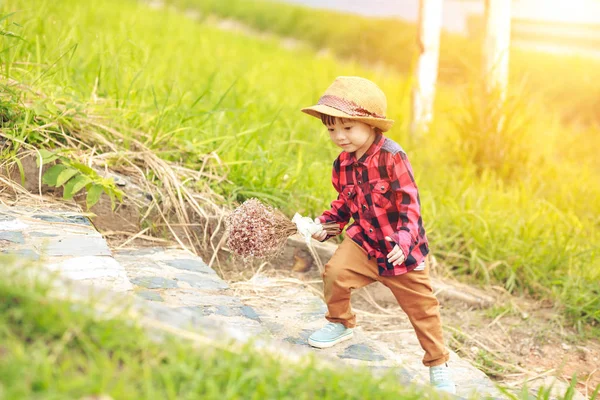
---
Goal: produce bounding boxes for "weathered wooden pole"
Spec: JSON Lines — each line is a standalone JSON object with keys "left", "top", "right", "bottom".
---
{"left": 410, "top": 0, "right": 444, "bottom": 136}
{"left": 483, "top": 0, "right": 512, "bottom": 99}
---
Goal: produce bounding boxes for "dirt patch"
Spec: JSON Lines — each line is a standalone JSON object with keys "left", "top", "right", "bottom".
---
{"left": 353, "top": 284, "right": 600, "bottom": 398}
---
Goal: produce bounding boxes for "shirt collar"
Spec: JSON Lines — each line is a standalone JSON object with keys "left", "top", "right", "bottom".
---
{"left": 340, "top": 133, "right": 384, "bottom": 166}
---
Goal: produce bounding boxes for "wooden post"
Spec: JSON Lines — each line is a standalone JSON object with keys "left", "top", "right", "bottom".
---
{"left": 410, "top": 0, "right": 443, "bottom": 136}
{"left": 483, "top": 0, "right": 512, "bottom": 99}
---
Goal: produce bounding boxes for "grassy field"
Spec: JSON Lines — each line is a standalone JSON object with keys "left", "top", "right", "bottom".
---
{"left": 166, "top": 0, "right": 600, "bottom": 127}
{"left": 0, "top": 0, "right": 598, "bottom": 342}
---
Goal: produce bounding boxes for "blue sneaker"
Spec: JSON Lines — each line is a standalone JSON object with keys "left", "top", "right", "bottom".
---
{"left": 308, "top": 322, "right": 354, "bottom": 348}
{"left": 430, "top": 363, "right": 456, "bottom": 394}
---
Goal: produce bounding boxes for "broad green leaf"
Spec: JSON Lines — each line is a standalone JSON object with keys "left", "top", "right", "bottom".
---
{"left": 56, "top": 168, "right": 79, "bottom": 187}
{"left": 37, "top": 149, "right": 58, "bottom": 167}
{"left": 63, "top": 175, "right": 91, "bottom": 200}
{"left": 42, "top": 164, "right": 67, "bottom": 186}
{"left": 86, "top": 184, "right": 104, "bottom": 209}
{"left": 71, "top": 162, "right": 96, "bottom": 177}
{"left": 38, "top": 149, "right": 53, "bottom": 159}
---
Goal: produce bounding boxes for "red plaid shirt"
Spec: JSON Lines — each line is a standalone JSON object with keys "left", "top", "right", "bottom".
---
{"left": 318, "top": 134, "right": 429, "bottom": 276}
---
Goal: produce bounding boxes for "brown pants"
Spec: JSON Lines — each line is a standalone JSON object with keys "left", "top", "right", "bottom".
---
{"left": 323, "top": 237, "right": 450, "bottom": 367}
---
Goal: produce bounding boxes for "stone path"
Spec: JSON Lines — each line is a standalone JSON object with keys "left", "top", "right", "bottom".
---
{"left": 113, "top": 248, "right": 264, "bottom": 337}
{"left": 0, "top": 204, "right": 513, "bottom": 399}
{"left": 0, "top": 205, "right": 132, "bottom": 292}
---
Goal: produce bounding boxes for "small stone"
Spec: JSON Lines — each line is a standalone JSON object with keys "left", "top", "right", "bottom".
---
{"left": 199, "top": 306, "right": 215, "bottom": 316}
{"left": 561, "top": 343, "right": 571, "bottom": 351}
{"left": 240, "top": 305, "right": 260, "bottom": 321}
{"left": 30, "top": 214, "right": 90, "bottom": 226}
{"left": 66, "top": 215, "right": 91, "bottom": 226}
{"left": 0, "top": 231, "right": 25, "bottom": 244}
{"left": 338, "top": 344, "right": 386, "bottom": 362}
{"left": 131, "top": 276, "right": 178, "bottom": 289}
{"left": 32, "top": 214, "right": 68, "bottom": 223}
{"left": 136, "top": 291, "right": 164, "bottom": 302}
{"left": 164, "top": 259, "right": 214, "bottom": 274}
{"left": 214, "top": 305, "right": 242, "bottom": 317}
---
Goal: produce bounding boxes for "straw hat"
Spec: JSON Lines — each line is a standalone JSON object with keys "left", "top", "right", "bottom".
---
{"left": 301, "top": 76, "right": 394, "bottom": 132}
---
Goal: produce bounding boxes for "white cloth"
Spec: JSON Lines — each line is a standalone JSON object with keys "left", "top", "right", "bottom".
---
{"left": 292, "top": 213, "right": 322, "bottom": 244}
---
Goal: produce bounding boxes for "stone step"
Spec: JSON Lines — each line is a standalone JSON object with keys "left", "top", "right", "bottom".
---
{"left": 0, "top": 205, "right": 132, "bottom": 292}
{"left": 113, "top": 247, "right": 264, "bottom": 337}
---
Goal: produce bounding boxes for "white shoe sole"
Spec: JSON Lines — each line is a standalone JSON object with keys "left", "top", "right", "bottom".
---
{"left": 308, "top": 330, "right": 354, "bottom": 349}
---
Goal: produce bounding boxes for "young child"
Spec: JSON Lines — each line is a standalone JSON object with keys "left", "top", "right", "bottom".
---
{"left": 301, "top": 76, "right": 456, "bottom": 394}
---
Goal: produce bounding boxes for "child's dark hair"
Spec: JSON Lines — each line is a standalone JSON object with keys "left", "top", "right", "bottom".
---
{"left": 320, "top": 114, "right": 382, "bottom": 135}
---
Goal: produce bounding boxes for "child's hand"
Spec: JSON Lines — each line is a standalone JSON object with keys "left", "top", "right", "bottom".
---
{"left": 385, "top": 236, "right": 405, "bottom": 266}
{"left": 312, "top": 218, "right": 327, "bottom": 242}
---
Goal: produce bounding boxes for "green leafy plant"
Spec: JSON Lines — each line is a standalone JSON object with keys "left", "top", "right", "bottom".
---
{"left": 38, "top": 149, "right": 123, "bottom": 209}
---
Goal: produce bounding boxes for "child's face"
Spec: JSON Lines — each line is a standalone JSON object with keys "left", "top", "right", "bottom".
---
{"left": 325, "top": 118, "right": 376, "bottom": 158}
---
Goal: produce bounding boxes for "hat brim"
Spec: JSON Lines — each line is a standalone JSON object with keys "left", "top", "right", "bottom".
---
{"left": 301, "top": 104, "right": 394, "bottom": 132}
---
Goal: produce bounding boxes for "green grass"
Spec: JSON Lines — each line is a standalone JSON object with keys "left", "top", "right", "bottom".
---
{"left": 0, "top": 0, "right": 598, "bottom": 339}
{"left": 165, "top": 0, "right": 600, "bottom": 127}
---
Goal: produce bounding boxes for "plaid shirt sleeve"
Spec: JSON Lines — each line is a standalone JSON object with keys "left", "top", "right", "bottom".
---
{"left": 317, "top": 158, "right": 350, "bottom": 238}
{"left": 387, "top": 152, "right": 422, "bottom": 259}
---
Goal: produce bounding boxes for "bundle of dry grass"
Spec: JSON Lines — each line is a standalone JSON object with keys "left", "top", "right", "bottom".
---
{"left": 225, "top": 198, "right": 339, "bottom": 259}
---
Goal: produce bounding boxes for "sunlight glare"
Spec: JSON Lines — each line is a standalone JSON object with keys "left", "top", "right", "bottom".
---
{"left": 521, "top": 0, "right": 600, "bottom": 24}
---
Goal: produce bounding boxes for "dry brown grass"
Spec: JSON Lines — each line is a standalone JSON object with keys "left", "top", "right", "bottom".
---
{"left": 0, "top": 76, "right": 229, "bottom": 260}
